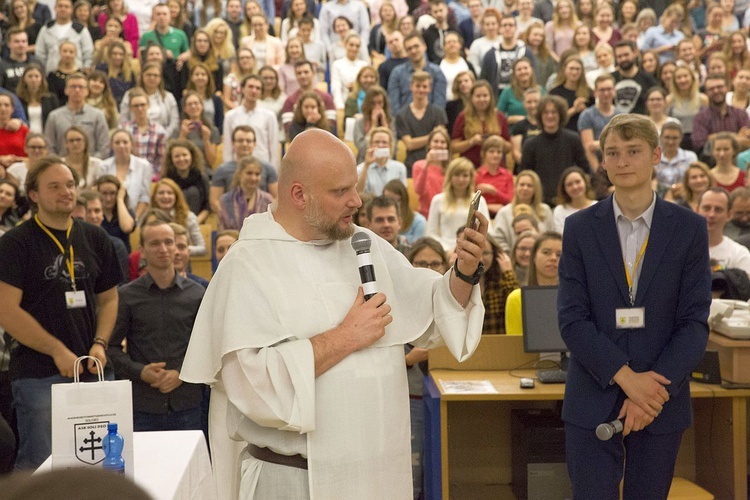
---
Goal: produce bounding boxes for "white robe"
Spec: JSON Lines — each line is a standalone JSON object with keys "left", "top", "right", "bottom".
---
{"left": 180, "top": 209, "right": 484, "bottom": 499}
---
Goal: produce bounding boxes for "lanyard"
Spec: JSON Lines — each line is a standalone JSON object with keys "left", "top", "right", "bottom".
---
{"left": 34, "top": 215, "right": 76, "bottom": 291}
{"left": 624, "top": 236, "right": 648, "bottom": 306}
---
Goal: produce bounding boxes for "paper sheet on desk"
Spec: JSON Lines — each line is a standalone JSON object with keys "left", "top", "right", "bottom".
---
{"left": 439, "top": 380, "right": 498, "bottom": 394}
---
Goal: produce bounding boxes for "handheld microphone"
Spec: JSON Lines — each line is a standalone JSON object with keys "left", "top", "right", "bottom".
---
{"left": 351, "top": 232, "right": 378, "bottom": 300}
{"left": 595, "top": 419, "right": 624, "bottom": 441}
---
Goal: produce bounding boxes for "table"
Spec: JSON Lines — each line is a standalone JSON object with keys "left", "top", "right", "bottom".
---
{"left": 38, "top": 430, "right": 216, "bottom": 500}
{"left": 429, "top": 368, "right": 750, "bottom": 500}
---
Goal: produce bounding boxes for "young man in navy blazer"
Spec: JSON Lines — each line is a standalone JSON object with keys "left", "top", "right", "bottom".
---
{"left": 557, "top": 114, "right": 712, "bottom": 499}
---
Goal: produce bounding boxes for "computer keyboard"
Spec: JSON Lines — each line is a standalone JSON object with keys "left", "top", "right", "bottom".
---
{"left": 537, "top": 369, "right": 567, "bottom": 384}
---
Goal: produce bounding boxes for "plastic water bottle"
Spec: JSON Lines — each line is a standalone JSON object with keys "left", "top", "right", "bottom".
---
{"left": 102, "top": 422, "right": 125, "bottom": 474}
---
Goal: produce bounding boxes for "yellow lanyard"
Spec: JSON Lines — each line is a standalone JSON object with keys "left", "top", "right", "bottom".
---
{"left": 624, "top": 236, "right": 648, "bottom": 306}
{"left": 34, "top": 215, "right": 76, "bottom": 291}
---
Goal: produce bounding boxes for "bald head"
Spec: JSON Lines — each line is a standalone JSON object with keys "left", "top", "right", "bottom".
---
{"left": 279, "top": 129, "right": 356, "bottom": 196}
{"left": 275, "top": 129, "right": 361, "bottom": 241}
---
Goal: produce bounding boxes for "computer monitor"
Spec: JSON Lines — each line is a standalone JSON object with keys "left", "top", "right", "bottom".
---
{"left": 521, "top": 286, "right": 569, "bottom": 376}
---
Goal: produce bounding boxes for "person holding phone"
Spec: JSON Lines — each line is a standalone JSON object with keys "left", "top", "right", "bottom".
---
{"left": 178, "top": 91, "right": 221, "bottom": 169}
{"left": 356, "top": 127, "right": 407, "bottom": 196}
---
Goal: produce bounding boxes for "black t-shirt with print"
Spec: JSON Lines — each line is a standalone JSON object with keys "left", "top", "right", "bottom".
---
{"left": 0, "top": 218, "right": 123, "bottom": 380}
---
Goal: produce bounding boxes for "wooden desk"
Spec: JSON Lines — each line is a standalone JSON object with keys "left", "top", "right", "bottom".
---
{"left": 430, "top": 369, "right": 750, "bottom": 500}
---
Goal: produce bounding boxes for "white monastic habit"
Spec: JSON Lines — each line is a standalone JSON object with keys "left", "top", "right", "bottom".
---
{"left": 181, "top": 209, "right": 484, "bottom": 499}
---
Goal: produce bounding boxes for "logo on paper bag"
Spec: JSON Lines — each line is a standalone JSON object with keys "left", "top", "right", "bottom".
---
{"left": 74, "top": 422, "right": 108, "bottom": 465}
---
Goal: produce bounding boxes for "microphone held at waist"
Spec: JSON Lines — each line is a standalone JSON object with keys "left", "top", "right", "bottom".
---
{"left": 596, "top": 419, "right": 624, "bottom": 441}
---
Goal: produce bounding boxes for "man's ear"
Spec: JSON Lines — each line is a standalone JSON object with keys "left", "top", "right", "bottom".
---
{"left": 290, "top": 182, "right": 306, "bottom": 209}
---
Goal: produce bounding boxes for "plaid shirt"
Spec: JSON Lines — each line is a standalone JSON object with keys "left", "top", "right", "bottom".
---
{"left": 122, "top": 120, "right": 167, "bottom": 178}
{"left": 483, "top": 270, "right": 520, "bottom": 335}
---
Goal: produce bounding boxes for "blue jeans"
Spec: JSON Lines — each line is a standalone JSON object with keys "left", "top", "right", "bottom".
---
{"left": 12, "top": 370, "right": 114, "bottom": 470}
{"left": 133, "top": 407, "right": 202, "bottom": 432}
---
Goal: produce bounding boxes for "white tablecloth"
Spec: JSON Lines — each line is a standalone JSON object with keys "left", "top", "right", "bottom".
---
{"left": 38, "top": 430, "right": 216, "bottom": 500}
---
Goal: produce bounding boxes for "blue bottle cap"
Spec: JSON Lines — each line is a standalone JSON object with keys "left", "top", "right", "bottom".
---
{"left": 108, "top": 422, "right": 118, "bottom": 432}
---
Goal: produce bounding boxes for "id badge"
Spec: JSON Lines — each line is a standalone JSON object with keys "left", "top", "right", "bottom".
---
{"left": 65, "top": 290, "right": 86, "bottom": 309}
{"left": 615, "top": 307, "right": 645, "bottom": 329}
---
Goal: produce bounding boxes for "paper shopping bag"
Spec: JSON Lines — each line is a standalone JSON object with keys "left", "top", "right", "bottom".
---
{"left": 51, "top": 356, "right": 134, "bottom": 478}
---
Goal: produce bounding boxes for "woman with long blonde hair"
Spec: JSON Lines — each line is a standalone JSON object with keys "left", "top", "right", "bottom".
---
{"left": 491, "top": 169, "right": 553, "bottom": 251}
{"left": 545, "top": 0, "right": 580, "bottom": 60}
{"left": 426, "top": 157, "right": 491, "bottom": 251}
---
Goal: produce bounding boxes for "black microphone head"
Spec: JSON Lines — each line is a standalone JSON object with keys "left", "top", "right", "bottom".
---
{"left": 351, "top": 232, "right": 372, "bottom": 253}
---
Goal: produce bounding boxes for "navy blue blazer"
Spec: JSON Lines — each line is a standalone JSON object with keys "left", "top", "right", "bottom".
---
{"left": 557, "top": 195, "right": 711, "bottom": 434}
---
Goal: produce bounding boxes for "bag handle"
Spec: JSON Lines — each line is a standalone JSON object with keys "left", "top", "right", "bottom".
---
{"left": 73, "top": 356, "right": 104, "bottom": 383}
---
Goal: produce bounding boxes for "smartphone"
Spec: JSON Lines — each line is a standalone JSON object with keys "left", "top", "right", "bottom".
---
{"left": 465, "top": 190, "right": 482, "bottom": 230}
{"left": 192, "top": 121, "right": 201, "bottom": 133}
{"left": 433, "top": 149, "right": 449, "bottom": 161}
{"left": 374, "top": 147, "right": 391, "bottom": 159}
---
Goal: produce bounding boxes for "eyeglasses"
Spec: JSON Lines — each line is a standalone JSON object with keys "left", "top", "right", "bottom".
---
{"left": 65, "top": 137, "right": 84, "bottom": 143}
{"left": 413, "top": 261, "right": 445, "bottom": 270}
{"left": 67, "top": 84, "right": 86, "bottom": 90}
{"left": 27, "top": 145, "right": 47, "bottom": 150}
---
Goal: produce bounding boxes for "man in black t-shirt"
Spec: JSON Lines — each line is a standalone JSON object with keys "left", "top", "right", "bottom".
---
{"left": 611, "top": 41, "right": 657, "bottom": 115}
{"left": 0, "top": 29, "right": 41, "bottom": 94}
{"left": 0, "top": 157, "right": 122, "bottom": 470}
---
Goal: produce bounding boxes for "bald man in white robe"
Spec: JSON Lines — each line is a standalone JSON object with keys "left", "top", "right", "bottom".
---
{"left": 180, "top": 129, "right": 487, "bottom": 499}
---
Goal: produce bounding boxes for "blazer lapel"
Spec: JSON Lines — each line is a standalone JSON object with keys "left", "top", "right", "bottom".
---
{"left": 634, "top": 198, "right": 675, "bottom": 305}
{"left": 593, "top": 196, "right": 631, "bottom": 305}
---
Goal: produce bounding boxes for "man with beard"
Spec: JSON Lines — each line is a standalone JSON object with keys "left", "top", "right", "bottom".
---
{"left": 611, "top": 41, "right": 657, "bottom": 115}
{"left": 692, "top": 74, "right": 750, "bottom": 160}
{"left": 180, "top": 128, "right": 487, "bottom": 499}
{"left": 724, "top": 188, "right": 750, "bottom": 247}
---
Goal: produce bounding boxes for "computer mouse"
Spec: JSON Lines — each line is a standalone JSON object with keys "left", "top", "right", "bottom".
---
{"left": 520, "top": 378, "right": 535, "bottom": 389}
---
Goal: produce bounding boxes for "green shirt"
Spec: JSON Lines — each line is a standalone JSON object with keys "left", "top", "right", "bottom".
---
{"left": 139, "top": 27, "right": 189, "bottom": 57}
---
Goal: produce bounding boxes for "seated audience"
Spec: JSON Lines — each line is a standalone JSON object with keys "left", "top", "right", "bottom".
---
{"left": 367, "top": 195, "right": 412, "bottom": 255}
{"left": 666, "top": 161, "right": 716, "bottom": 211}
{"left": 552, "top": 166, "right": 597, "bottom": 234}
{"left": 520, "top": 94, "right": 590, "bottom": 205}
{"left": 330, "top": 33, "right": 369, "bottom": 110}
{"left": 510, "top": 87, "right": 542, "bottom": 165}
{"left": 80, "top": 189, "right": 129, "bottom": 283}
{"left": 47, "top": 41, "right": 81, "bottom": 105}
{"left": 655, "top": 122, "right": 698, "bottom": 198}
{"left": 62, "top": 126, "right": 101, "bottom": 188}
{"left": 353, "top": 85, "right": 395, "bottom": 163}
{"left": 162, "top": 139, "right": 211, "bottom": 224}
{"left": 344, "top": 65, "right": 379, "bottom": 119}
{"left": 150, "top": 178, "right": 207, "bottom": 255}
{"left": 492, "top": 170, "right": 553, "bottom": 251}
{"left": 217, "top": 156, "right": 273, "bottom": 231}
{"left": 710, "top": 132, "right": 745, "bottom": 192}
{"left": 171, "top": 222, "right": 209, "bottom": 288}
{"left": 0, "top": 93, "right": 28, "bottom": 170}
{"left": 16, "top": 64, "right": 58, "bottom": 134}
{"left": 86, "top": 70, "right": 119, "bottom": 129}
{"left": 505, "top": 231, "right": 562, "bottom": 334}
{"left": 210, "top": 125, "right": 278, "bottom": 213}
{"left": 451, "top": 80, "right": 511, "bottom": 168}
{"left": 214, "top": 229, "right": 240, "bottom": 264}
{"left": 179, "top": 91, "right": 221, "bottom": 168}
{"left": 100, "top": 129, "right": 151, "bottom": 219}
{"left": 6, "top": 133, "right": 49, "bottom": 195}
{"left": 511, "top": 230, "right": 538, "bottom": 284}
{"left": 287, "top": 90, "right": 335, "bottom": 141}
{"left": 724, "top": 187, "right": 750, "bottom": 242}
{"left": 475, "top": 136, "right": 514, "bottom": 217}
{"left": 383, "top": 179, "right": 426, "bottom": 243}
{"left": 93, "top": 174, "right": 136, "bottom": 253}
{"left": 412, "top": 126, "right": 452, "bottom": 217}
{"left": 479, "top": 234, "right": 520, "bottom": 335}
{"left": 0, "top": 179, "right": 21, "bottom": 231}
{"left": 356, "top": 127, "right": 407, "bottom": 196}
{"left": 120, "top": 88, "right": 167, "bottom": 179}
{"left": 426, "top": 157, "right": 490, "bottom": 251}
{"left": 698, "top": 186, "right": 750, "bottom": 277}
{"left": 119, "top": 63, "right": 180, "bottom": 139}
